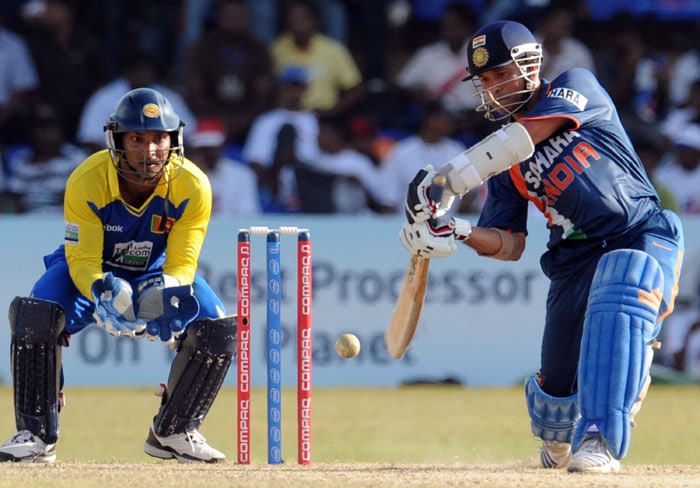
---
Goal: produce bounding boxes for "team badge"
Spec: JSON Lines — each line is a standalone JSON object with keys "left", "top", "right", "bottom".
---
{"left": 142, "top": 103, "right": 161, "bottom": 118}
{"left": 472, "top": 47, "right": 489, "bottom": 68}
{"left": 151, "top": 214, "right": 175, "bottom": 233}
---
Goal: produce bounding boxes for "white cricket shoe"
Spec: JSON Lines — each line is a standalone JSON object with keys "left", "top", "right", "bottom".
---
{"left": 144, "top": 425, "right": 225, "bottom": 463}
{"left": 540, "top": 440, "right": 571, "bottom": 469}
{"left": 568, "top": 435, "right": 621, "bottom": 473}
{"left": 0, "top": 430, "right": 56, "bottom": 463}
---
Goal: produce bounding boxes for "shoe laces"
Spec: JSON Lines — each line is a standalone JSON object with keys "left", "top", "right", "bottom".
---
{"left": 184, "top": 430, "right": 206, "bottom": 449}
{"left": 9, "top": 430, "right": 35, "bottom": 444}
{"left": 580, "top": 436, "right": 606, "bottom": 453}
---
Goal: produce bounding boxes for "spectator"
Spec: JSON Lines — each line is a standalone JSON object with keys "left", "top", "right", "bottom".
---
{"left": 376, "top": 100, "right": 466, "bottom": 214}
{"left": 660, "top": 78, "right": 700, "bottom": 147}
{"left": 271, "top": 0, "right": 366, "bottom": 121}
{"left": 307, "top": 118, "right": 388, "bottom": 214}
{"left": 395, "top": 2, "right": 480, "bottom": 121}
{"left": 1, "top": 103, "right": 86, "bottom": 214}
{"left": 183, "top": 0, "right": 275, "bottom": 145}
{"left": 21, "top": 0, "right": 111, "bottom": 142}
{"left": 535, "top": 4, "right": 595, "bottom": 80}
{"left": 93, "top": 0, "right": 182, "bottom": 79}
{"left": 242, "top": 65, "right": 320, "bottom": 212}
{"left": 0, "top": 7, "right": 39, "bottom": 145}
{"left": 668, "top": 27, "right": 700, "bottom": 108}
{"left": 76, "top": 48, "right": 195, "bottom": 153}
{"left": 247, "top": 0, "right": 349, "bottom": 43}
{"left": 187, "top": 117, "right": 262, "bottom": 217}
{"left": 634, "top": 138, "right": 677, "bottom": 213}
{"left": 596, "top": 17, "right": 670, "bottom": 144}
{"left": 653, "top": 124, "right": 700, "bottom": 215}
{"left": 347, "top": 114, "right": 396, "bottom": 166}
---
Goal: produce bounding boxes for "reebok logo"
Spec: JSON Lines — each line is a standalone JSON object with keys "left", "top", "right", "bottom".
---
{"left": 104, "top": 224, "right": 124, "bottom": 232}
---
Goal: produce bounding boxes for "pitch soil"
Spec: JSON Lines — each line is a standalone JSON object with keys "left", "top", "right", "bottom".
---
{"left": 0, "top": 462, "right": 699, "bottom": 488}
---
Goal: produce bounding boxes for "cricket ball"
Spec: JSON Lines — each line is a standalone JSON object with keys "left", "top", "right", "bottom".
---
{"left": 335, "top": 333, "right": 361, "bottom": 359}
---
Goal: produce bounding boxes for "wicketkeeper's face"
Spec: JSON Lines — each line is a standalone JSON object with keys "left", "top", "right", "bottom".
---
{"left": 121, "top": 131, "right": 171, "bottom": 184}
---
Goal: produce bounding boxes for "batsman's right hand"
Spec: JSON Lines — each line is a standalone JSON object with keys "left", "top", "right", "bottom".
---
{"left": 91, "top": 272, "right": 145, "bottom": 337}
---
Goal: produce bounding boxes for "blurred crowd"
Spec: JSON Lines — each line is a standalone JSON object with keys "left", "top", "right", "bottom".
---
{"left": 0, "top": 0, "right": 699, "bottom": 373}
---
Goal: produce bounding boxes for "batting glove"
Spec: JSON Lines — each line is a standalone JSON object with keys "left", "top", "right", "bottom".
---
{"left": 135, "top": 275, "right": 200, "bottom": 344}
{"left": 405, "top": 165, "right": 456, "bottom": 224}
{"left": 91, "top": 272, "right": 144, "bottom": 337}
{"left": 399, "top": 217, "right": 472, "bottom": 259}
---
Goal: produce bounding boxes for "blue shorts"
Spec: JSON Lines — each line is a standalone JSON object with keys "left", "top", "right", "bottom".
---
{"left": 538, "top": 210, "right": 684, "bottom": 396}
{"left": 30, "top": 247, "right": 227, "bottom": 335}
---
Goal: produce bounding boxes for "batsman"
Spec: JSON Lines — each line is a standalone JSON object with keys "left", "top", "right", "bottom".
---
{"left": 400, "top": 21, "right": 684, "bottom": 473}
{"left": 0, "top": 88, "right": 236, "bottom": 463}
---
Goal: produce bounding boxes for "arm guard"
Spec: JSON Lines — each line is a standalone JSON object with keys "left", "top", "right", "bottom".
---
{"left": 439, "top": 122, "right": 534, "bottom": 195}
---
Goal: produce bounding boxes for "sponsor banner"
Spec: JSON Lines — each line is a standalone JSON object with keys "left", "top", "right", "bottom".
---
{"left": 0, "top": 215, "right": 698, "bottom": 387}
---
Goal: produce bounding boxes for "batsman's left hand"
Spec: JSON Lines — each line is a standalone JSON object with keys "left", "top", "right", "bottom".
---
{"left": 135, "top": 275, "right": 200, "bottom": 344}
{"left": 405, "top": 165, "right": 456, "bottom": 224}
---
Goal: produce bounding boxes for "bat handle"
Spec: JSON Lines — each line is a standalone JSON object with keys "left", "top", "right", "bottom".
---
{"left": 429, "top": 173, "right": 447, "bottom": 202}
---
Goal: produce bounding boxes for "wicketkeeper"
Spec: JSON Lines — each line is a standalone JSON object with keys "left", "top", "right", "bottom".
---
{"left": 401, "top": 20, "right": 684, "bottom": 473}
{"left": 0, "top": 88, "right": 236, "bottom": 463}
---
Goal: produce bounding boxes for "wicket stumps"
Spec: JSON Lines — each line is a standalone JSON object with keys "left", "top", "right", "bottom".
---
{"left": 236, "top": 226, "right": 313, "bottom": 465}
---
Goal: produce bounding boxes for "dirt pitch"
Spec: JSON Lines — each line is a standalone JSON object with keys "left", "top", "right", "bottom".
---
{"left": 0, "top": 462, "right": 699, "bottom": 488}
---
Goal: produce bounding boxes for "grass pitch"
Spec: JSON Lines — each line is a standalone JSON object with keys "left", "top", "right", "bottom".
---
{"left": 0, "top": 385, "right": 698, "bottom": 487}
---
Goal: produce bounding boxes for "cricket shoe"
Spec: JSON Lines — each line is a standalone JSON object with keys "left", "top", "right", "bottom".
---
{"left": 540, "top": 440, "right": 571, "bottom": 469}
{"left": 567, "top": 435, "right": 621, "bottom": 473}
{"left": 144, "top": 425, "right": 225, "bottom": 463}
{"left": 0, "top": 430, "right": 56, "bottom": 463}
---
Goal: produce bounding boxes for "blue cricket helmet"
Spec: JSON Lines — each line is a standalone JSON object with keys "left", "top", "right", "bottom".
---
{"left": 464, "top": 20, "right": 541, "bottom": 80}
{"left": 105, "top": 87, "right": 186, "bottom": 185}
{"left": 463, "top": 21, "right": 543, "bottom": 121}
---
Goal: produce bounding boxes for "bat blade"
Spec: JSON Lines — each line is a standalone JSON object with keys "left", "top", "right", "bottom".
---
{"left": 384, "top": 254, "right": 430, "bottom": 359}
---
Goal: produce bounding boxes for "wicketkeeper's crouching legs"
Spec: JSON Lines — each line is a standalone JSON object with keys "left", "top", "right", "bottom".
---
{"left": 0, "top": 297, "right": 66, "bottom": 463}
{"left": 144, "top": 316, "right": 237, "bottom": 463}
{"left": 568, "top": 249, "right": 664, "bottom": 473}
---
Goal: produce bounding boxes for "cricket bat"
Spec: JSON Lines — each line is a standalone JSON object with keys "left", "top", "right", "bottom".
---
{"left": 384, "top": 174, "right": 446, "bottom": 359}
{"left": 385, "top": 253, "right": 431, "bottom": 358}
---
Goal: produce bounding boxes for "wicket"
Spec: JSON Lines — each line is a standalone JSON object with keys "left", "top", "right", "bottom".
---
{"left": 236, "top": 226, "right": 313, "bottom": 465}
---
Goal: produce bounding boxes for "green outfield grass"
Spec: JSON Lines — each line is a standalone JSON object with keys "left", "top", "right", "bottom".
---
{"left": 0, "top": 384, "right": 697, "bottom": 466}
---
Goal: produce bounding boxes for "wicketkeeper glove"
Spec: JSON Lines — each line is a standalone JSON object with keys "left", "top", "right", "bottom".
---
{"left": 135, "top": 275, "right": 200, "bottom": 344}
{"left": 91, "top": 272, "right": 145, "bottom": 337}
{"left": 405, "top": 165, "right": 457, "bottom": 224}
{"left": 399, "top": 216, "right": 472, "bottom": 259}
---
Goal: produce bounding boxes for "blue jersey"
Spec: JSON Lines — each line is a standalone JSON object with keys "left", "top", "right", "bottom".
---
{"left": 478, "top": 68, "right": 660, "bottom": 267}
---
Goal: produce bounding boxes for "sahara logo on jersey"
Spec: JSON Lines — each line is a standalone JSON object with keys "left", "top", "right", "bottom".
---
{"left": 547, "top": 87, "right": 588, "bottom": 111}
{"left": 522, "top": 130, "right": 601, "bottom": 205}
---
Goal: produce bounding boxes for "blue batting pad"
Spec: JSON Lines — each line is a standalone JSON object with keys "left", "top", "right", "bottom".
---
{"left": 573, "top": 249, "right": 663, "bottom": 459}
{"left": 525, "top": 375, "right": 579, "bottom": 442}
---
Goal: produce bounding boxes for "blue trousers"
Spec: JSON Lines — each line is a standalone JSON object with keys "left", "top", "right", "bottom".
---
{"left": 30, "top": 247, "right": 226, "bottom": 336}
{"left": 539, "top": 210, "right": 684, "bottom": 396}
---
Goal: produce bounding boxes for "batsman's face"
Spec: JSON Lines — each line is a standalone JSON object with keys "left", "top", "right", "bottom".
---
{"left": 121, "top": 131, "right": 171, "bottom": 184}
{"left": 477, "top": 64, "right": 529, "bottom": 109}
